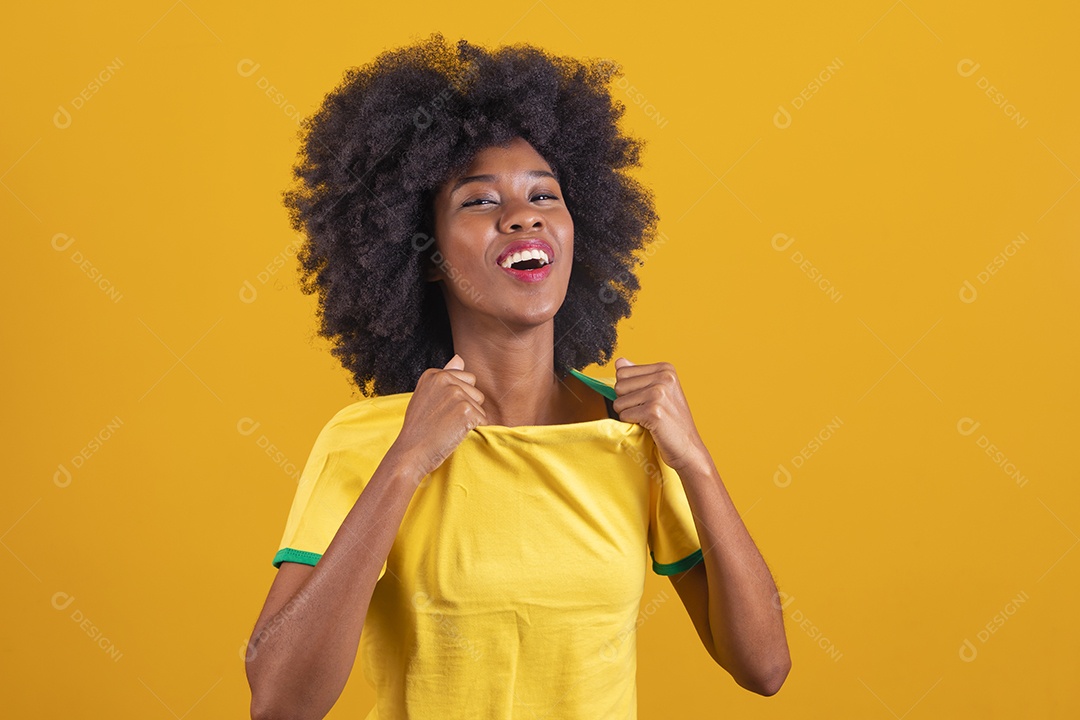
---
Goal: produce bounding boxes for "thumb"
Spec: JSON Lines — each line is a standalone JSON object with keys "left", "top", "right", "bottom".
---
{"left": 444, "top": 353, "right": 464, "bottom": 370}
{"left": 615, "top": 357, "right": 635, "bottom": 368}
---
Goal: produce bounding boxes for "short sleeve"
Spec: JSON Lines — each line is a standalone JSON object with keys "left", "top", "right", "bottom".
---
{"left": 646, "top": 438, "right": 704, "bottom": 575}
{"left": 271, "top": 404, "right": 390, "bottom": 582}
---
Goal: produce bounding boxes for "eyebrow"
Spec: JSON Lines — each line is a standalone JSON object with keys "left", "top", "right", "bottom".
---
{"left": 449, "top": 169, "right": 558, "bottom": 195}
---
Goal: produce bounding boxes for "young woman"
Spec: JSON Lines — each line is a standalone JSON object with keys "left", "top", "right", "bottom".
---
{"left": 245, "top": 33, "right": 790, "bottom": 720}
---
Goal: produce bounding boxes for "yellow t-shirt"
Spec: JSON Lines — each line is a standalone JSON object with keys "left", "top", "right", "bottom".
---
{"left": 272, "top": 369, "right": 704, "bottom": 719}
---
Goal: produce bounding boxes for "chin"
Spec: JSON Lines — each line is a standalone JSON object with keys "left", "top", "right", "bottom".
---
{"left": 497, "top": 297, "right": 564, "bottom": 327}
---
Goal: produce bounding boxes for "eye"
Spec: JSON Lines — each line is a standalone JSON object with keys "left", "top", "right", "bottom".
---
{"left": 533, "top": 193, "right": 559, "bottom": 201}
{"left": 461, "top": 197, "right": 495, "bottom": 207}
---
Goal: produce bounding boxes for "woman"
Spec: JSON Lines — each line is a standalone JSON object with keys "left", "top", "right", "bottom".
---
{"left": 246, "top": 33, "right": 790, "bottom": 719}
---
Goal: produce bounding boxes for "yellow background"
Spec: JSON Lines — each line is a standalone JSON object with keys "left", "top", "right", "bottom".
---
{"left": 4, "top": 1, "right": 1077, "bottom": 717}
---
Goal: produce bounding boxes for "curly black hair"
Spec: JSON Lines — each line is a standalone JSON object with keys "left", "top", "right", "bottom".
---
{"left": 282, "top": 32, "right": 659, "bottom": 397}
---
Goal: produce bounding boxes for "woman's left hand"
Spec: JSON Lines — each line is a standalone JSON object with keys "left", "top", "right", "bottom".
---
{"left": 611, "top": 357, "right": 708, "bottom": 474}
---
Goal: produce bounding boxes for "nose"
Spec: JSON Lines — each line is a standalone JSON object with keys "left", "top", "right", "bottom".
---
{"left": 499, "top": 197, "right": 543, "bottom": 233}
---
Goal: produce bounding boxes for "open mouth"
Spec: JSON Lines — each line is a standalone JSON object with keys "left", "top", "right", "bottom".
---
{"left": 498, "top": 247, "right": 552, "bottom": 269}
{"left": 495, "top": 242, "right": 555, "bottom": 282}
{"left": 499, "top": 254, "right": 553, "bottom": 282}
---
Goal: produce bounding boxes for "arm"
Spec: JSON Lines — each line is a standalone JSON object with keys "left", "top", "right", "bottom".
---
{"left": 245, "top": 355, "right": 484, "bottom": 719}
{"left": 245, "top": 441, "right": 423, "bottom": 720}
{"left": 608, "top": 357, "right": 790, "bottom": 696}
{"left": 668, "top": 445, "right": 791, "bottom": 696}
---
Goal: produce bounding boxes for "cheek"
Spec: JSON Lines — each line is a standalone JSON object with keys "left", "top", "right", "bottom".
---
{"left": 434, "top": 226, "right": 485, "bottom": 275}
{"left": 557, "top": 208, "right": 574, "bottom": 233}
{"left": 556, "top": 212, "right": 574, "bottom": 248}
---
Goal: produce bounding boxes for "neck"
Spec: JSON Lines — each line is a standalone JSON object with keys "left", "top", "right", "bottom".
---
{"left": 445, "top": 317, "right": 580, "bottom": 427}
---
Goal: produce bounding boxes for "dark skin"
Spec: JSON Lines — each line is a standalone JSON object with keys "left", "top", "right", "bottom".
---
{"left": 610, "top": 356, "right": 791, "bottom": 694}
{"left": 246, "top": 137, "right": 784, "bottom": 720}
{"left": 425, "top": 136, "right": 790, "bottom": 694}
{"left": 426, "top": 135, "right": 606, "bottom": 427}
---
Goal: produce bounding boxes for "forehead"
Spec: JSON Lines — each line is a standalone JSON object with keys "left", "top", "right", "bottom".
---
{"left": 449, "top": 139, "right": 554, "bottom": 183}
{"left": 435, "top": 138, "right": 558, "bottom": 203}
{"left": 465, "top": 137, "right": 548, "bottom": 167}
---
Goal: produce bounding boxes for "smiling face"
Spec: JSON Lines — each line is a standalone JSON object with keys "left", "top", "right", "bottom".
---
{"left": 427, "top": 136, "right": 575, "bottom": 330}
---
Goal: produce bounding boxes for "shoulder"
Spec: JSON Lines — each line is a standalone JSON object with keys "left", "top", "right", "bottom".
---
{"left": 326, "top": 391, "right": 411, "bottom": 426}
{"left": 311, "top": 392, "right": 413, "bottom": 451}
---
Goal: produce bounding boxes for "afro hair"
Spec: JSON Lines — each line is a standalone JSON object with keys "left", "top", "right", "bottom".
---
{"left": 282, "top": 32, "right": 660, "bottom": 397}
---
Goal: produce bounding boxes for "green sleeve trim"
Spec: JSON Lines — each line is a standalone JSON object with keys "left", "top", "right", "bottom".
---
{"left": 272, "top": 547, "right": 322, "bottom": 569}
{"left": 567, "top": 368, "right": 617, "bottom": 401}
{"left": 651, "top": 548, "right": 704, "bottom": 575}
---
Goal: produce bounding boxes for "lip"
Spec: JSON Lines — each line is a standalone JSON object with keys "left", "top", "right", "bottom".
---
{"left": 499, "top": 262, "right": 553, "bottom": 283}
{"left": 495, "top": 238, "right": 555, "bottom": 268}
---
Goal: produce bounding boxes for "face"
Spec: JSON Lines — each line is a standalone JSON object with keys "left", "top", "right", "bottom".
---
{"left": 427, "top": 136, "right": 574, "bottom": 330}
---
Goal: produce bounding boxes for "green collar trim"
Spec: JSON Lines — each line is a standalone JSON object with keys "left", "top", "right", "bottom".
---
{"left": 567, "top": 367, "right": 617, "bottom": 401}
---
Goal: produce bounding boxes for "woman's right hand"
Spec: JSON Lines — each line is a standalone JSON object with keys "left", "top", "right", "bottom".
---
{"left": 390, "top": 353, "right": 486, "bottom": 481}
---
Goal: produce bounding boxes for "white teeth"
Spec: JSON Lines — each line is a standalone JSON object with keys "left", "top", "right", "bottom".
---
{"left": 500, "top": 248, "right": 551, "bottom": 269}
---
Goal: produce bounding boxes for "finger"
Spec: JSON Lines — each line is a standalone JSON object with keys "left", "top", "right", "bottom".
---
{"left": 458, "top": 383, "right": 485, "bottom": 405}
{"left": 440, "top": 376, "right": 484, "bottom": 404}
{"left": 611, "top": 386, "right": 649, "bottom": 414}
{"left": 469, "top": 398, "right": 488, "bottom": 421}
{"left": 610, "top": 401, "right": 641, "bottom": 427}
{"left": 441, "top": 369, "right": 478, "bottom": 387}
{"left": 613, "top": 371, "right": 656, "bottom": 397}
{"left": 614, "top": 358, "right": 654, "bottom": 379}
{"left": 460, "top": 397, "right": 488, "bottom": 428}
{"left": 609, "top": 394, "right": 650, "bottom": 430}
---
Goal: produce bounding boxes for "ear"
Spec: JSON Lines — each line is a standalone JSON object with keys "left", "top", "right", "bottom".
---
{"left": 422, "top": 243, "right": 442, "bottom": 283}
{"left": 424, "top": 263, "right": 439, "bottom": 282}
